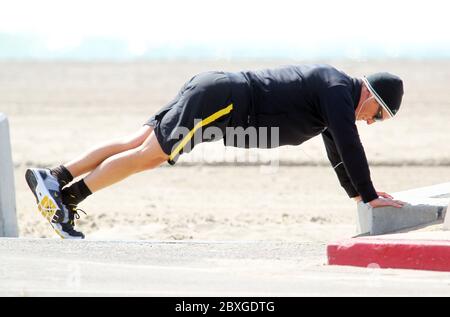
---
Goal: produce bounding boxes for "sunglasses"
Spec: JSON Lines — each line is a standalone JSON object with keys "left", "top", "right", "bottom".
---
{"left": 373, "top": 103, "right": 384, "bottom": 122}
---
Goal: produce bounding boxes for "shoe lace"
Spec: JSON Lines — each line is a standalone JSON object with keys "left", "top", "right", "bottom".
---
{"left": 65, "top": 203, "right": 88, "bottom": 224}
{"left": 73, "top": 208, "right": 87, "bottom": 220}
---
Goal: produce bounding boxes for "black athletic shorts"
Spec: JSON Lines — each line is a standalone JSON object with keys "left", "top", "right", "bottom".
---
{"left": 143, "top": 71, "right": 253, "bottom": 165}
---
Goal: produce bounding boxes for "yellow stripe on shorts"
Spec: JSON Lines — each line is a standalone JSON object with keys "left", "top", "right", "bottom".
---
{"left": 169, "top": 103, "right": 233, "bottom": 161}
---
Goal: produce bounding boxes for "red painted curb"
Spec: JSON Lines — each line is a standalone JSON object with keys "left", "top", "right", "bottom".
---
{"left": 327, "top": 238, "right": 450, "bottom": 272}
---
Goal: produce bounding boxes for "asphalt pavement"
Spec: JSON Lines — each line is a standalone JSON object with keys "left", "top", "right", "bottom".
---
{"left": 1, "top": 238, "right": 450, "bottom": 296}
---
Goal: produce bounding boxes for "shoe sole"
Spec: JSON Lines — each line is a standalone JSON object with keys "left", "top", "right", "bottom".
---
{"left": 25, "top": 168, "right": 80, "bottom": 239}
{"left": 50, "top": 223, "right": 85, "bottom": 240}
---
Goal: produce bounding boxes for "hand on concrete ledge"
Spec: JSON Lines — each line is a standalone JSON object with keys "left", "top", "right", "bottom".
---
{"left": 356, "top": 182, "right": 449, "bottom": 235}
{"left": 368, "top": 197, "right": 406, "bottom": 209}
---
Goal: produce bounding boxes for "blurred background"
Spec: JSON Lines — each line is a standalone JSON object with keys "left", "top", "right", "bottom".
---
{"left": 1, "top": 0, "right": 449, "bottom": 60}
{"left": 1, "top": 0, "right": 449, "bottom": 240}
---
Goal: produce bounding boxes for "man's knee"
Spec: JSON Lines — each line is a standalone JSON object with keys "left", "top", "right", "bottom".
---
{"left": 135, "top": 136, "right": 169, "bottom": 170}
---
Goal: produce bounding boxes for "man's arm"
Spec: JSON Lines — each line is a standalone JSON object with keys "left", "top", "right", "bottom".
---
{"left": 322, "top": 129, "right": 397, "bottom": 203}
{"left": 321, "top": 129, "right": 359, "bottom": 198}
{"left": 319, "top": 85, "right": 378, "bottom": 203}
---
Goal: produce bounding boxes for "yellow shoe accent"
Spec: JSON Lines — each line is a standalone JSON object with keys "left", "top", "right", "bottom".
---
{"left": 37, "top": 195, "right": 57, "bottom": 222}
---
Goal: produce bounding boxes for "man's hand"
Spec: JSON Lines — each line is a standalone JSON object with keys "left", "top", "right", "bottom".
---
{"left": 368, "top": 197, "right": 405, "bottom": 208}
{"left": 353, "top": 191, "right": 406, "bottom": 208}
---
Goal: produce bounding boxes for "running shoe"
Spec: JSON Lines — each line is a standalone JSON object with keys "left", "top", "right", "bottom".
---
{"left": 25, "top": 168, "right": 85, "bottom": 239}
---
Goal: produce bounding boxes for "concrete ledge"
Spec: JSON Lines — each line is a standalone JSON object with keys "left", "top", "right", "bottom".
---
{"left": 357, "top": 182, "right": 450, "bottom": 236}
{"left": 0, "top": 113, "right": 18, "bottom": 237}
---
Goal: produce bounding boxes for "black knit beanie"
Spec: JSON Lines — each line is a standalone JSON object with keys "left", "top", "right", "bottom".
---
{"left": 362, "top": 72, "right": 404, "bottom": 117}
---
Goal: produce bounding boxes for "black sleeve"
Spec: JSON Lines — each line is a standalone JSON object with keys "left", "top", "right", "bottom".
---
{"left": 322, "top": 129, "right": 359, "bottom": 198}
{"left": 319, "top": 85, "right": 378, "bottom": 203}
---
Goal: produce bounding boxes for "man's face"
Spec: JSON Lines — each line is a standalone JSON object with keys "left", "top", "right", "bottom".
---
{"left": 356, "top": 94, "right": 391, "bottom": 125}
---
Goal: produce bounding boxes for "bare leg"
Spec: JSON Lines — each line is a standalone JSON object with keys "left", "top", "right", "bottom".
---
{"left": 82, "top": 129, "right": 169, "bottom": 193}
{"left": 64, "top": 126, "right": 153, "bottom": 178}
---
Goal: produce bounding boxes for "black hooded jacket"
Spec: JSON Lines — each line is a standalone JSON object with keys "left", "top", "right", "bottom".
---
{"left": 226, "top": 64, "right": 378, "bottom": 203}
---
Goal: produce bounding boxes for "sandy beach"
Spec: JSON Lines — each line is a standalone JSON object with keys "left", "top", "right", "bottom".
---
{"left": 1, "top": 59, "right": 449, "bottom": 241}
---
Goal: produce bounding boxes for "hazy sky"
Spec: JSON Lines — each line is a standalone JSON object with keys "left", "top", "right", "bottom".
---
{"left": 0, "top": 0, "right": 449, "bottom": 58}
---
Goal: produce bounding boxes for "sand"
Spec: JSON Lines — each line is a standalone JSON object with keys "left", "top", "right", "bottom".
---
{"left": 1, "top": 59, "right": 449, "bottom": 241}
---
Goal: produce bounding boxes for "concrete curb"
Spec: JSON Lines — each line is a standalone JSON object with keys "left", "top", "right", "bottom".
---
{"left": 357, "top": 182, "right": 450, "bottom": 236}
{"left": 328, "top": 237, "right": 450, "bottom": 272}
